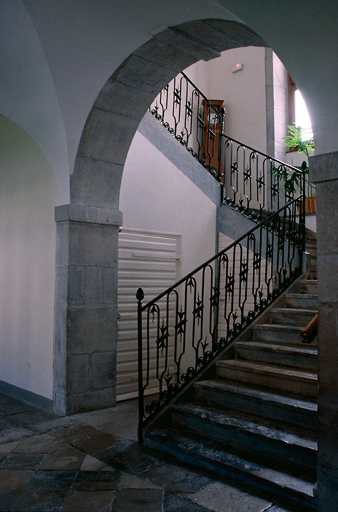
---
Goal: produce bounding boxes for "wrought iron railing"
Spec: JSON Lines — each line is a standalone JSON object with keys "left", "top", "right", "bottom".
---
{"left": 149, "top": 71, "right": 225, "bottom": 180}
{"left": 137, "top": 197, "right": 305, "bottom": 442}
{"left": 149, "top": 72, "right": 316, "bottom": 217}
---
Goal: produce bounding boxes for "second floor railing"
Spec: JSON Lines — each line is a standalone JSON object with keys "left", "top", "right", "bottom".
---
{"left": 149, "top": 72, "right": 316, "bottom": 217}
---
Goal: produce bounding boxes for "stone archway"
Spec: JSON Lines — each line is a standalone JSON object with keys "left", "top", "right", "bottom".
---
{"left": 53, "top": 19, "right": 267, "bottom": 415}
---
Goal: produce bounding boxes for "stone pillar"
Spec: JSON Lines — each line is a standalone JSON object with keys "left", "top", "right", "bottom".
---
{"left": 53, "top": 204, "right": 122, "bottom": 415}
{"left": 310, "top": 151, "right": 338, "bottom": 511}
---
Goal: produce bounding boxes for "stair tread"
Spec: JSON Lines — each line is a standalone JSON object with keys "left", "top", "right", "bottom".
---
{"left": 235, "top": 340, "right": 318, "bottom": 355}
{"left": 217, "top": 359, "right": 318, "bottom": 381}
{"left": 195, "top": 380, "right": 318, "bottom": 411}
{"left": 285, "top": 293, "right": 318, "bottom": 299}
{"left": 255, "top": 323, "right": 303, "bottom": 332}
{"left": 270, "top": 307, "right": 317, "bottom": 314}
{"left": 171, "top": 403, "right": 317, "bottom": 450}
{"left": 147, "top": 427, "right": 316, "bottom": 502}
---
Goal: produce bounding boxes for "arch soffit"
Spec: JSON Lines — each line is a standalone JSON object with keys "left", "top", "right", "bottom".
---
{"left": 71, "top": 19, "right": 267, "bottom": 210}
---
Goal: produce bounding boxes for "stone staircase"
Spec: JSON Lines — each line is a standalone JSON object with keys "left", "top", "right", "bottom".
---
{"left": 145, "top": 231, "right": 318, "bottom": 511}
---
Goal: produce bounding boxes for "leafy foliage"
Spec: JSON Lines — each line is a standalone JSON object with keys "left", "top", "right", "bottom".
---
{"left": 272, "top": 125, "right": 314, "bottom": 193}
{"left": 282, "top": 125, "right": 315, "bottom": 157}
{"left": 272, "top": 164, "right": 307, "bottom": 194}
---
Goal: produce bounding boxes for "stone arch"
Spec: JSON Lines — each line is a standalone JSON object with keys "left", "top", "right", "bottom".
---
{"left": 71, "top": 19, "right": 266, "bottom": 209}
{"left": 54, "top": 19, "right": 267, "bottom": 415}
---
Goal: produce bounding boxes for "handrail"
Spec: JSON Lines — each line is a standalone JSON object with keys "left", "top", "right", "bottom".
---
{"left": 137, "top": 196, "right": 305, "bottom": 442}
{"left": 300, "top": 313, "right": 318, "bottom": 344}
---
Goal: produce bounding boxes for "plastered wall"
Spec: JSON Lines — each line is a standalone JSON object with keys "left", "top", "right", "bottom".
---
{"left": 0, "top": 117, "right": 57, "bottom": 399}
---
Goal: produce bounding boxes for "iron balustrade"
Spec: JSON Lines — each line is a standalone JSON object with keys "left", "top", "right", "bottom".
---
{"left": 149, "top": 71, "right": 224, "bottom": 180}
{"left": 149, "top": 72, "right": 316, "bottom": 216}
{"left": 137, "top": 197, "right": 305, "bottom": 442}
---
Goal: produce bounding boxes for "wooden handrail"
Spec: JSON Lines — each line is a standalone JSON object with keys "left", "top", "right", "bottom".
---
{"left": 300, "top": 313, "right": 318, "bottom": 344}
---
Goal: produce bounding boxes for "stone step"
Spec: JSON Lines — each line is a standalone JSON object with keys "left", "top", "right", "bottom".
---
{"left": 170, "top": 403, "right": 317, "bottom": 478}
{"left": 146, "top": 427, "right": 317, "bottom": 511}
{"left": 253, "top": 323, "right": 306, "bottom": 344}
{"left": 234, "top": 341, "right": 318, "bottom": 369}
{"left": 269, "top": 308, "right": 317, "bottom": 327}
{"left": 194, "top": 380, "right": 317, "bottom": 429}
{"left": 305, "top": 243, "right": 317, "bottom": 254}
{"left": 216, "top": 360, "right": 318, "bottom": 397}
{"left": 298, "top": 280, "right": 318, "bottom": 294}
{"left": 284, "top": 293, "right": 318, "bottom": 310}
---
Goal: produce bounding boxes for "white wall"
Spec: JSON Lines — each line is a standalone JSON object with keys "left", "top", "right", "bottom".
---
{"left": 184, "top": 47, "right": 267, "bottom": 153}
{"left": 120, "top": 131, "right": 217, "bottom": 278}
{"left": 0, "top": 116, "right": 57, "bottom": 399}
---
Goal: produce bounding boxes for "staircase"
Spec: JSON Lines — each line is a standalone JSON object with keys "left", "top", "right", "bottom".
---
{"left": 145, "top": 231, "right": 318, "bottom": 511}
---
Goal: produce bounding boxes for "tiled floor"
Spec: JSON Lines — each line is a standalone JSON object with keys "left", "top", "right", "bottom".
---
{"left": 0, "top": 393, "right": 292, "bottom": 511}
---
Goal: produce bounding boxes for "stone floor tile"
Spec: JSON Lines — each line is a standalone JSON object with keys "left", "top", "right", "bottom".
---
{"left": 0, "top": 488, "right": 22, "bottom": 509}
{"left": 118, "top": 472, "right": 161, "bottom": 490}
{"left": 13, "top": 434, "right": 55, "bottom": 453}
{"left": 80, "top": 453, "right": 114, "bottom": 471}
{"left": 72, "top": 470, "right": 120, "bottom": 491}
{"left": 2, "top": 452, "right": 46, "bottom": 470}
{"left": 50, "top": 423, "right": 122, "bottom": 454}
{"left": 40, "top": 442, "right": 86, "bottom": 470}
{"left": 0, "top": 419, "right": 35, "bottom": 444}
{"left": 60, "top": 489, "right": 113, "bottom": 512}
{"left": 10, "top": 409, "right": 74, "bottom": 434}
{"left": 28, "top": 470, "right": 77, "bottom": 489}
{"left": 111, "top": 488, "right": 163, "bottom": 512}
{"left": 187, "top": 481, "right": 272, "bottom": 512}
{"left": 73, "top": 399, "right": 138, "bottom": 441}
{"left": 0, "top": 469, "right": 34, "bottom": 489}
{"left": 163, "top": 489, "right": 213, "bottom": 512}
{"left": 0, "top": 441, "right": 19, "bottom": 454}
{"left": 0, "top": 400, "right": 34, "bottom": 415}
{"left": 10, "top": 485, "right": 66, "bottom": 512}
{"left": 98, "top": 442, "right": 160, "bottom": 474}
{"left": 139, "top": 461, "right": 214, "bottom": 493}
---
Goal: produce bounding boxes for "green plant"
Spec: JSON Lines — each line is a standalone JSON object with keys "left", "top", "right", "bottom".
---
{"left": 282, "top": 124, "right": 314, "bottom": 157}
{"left": 272, "top": 125, "right": 315, "bottom": 194}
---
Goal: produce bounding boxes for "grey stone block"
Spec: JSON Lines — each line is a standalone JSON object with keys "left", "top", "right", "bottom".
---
{"left": 90, "top": 351, "right": 116, "bottom": 391}
{"left": 154, "top": 26, "right": 220, "bottom": 61}
{"left": 316, "top": 184, "right": 338, "bottom": 254}
{"left": 133, "top": 38, "right": 197, "bottom": 73}
{"left": 55, "top": 204, "right": 123, "bottom": 226}
{"left": 174, "top": 20, "right": 226, "bottom": 53}
{"left": 69, "top": 222, "right": 119, "bottom": 267}
{"left": 66, "top": 388, "right": 116, "bottom": 415}
{"left": 84, "top": 267, "right": 102, "bottom": 303}
{"left": 78, "top": 107, "right": 139, "bottom": 165}
{"left": 67, "top": 354, "right": 89, "bottom": 394}
{"left": 102, "top": 267, "right": 118, "bottom": 304}
{"left": 68, "top": 266, "right": 84, "bottom": 305}
{"left": 55, "top": 221, "right": 69, "bottom": 266}
{"left": 317, "top": 255, "right": 338, "bottom": 302}
{"left": 310, "top": 151, "right": 338, "bottom": 183}
{"left": 71, "top": 157, "right": 123, "bottom": 209}
{"left": 318, "top": 304, "right": 338, "bottom": 394}
{"left": 205, "top": 19, "right": 267, "bottom": 48}
{"left": 95, "top": 79, "right": 153, "bottom": 121}
{"left": 67, "top": 305, "right": 116, "bottom": 355}
{"left": 115, "top": 54, "right": 175, "bottom": 95}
